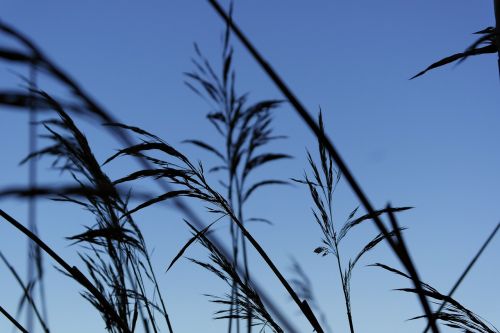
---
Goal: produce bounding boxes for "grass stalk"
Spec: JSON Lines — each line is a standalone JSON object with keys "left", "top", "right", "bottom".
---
{"left": 108, "top": 126, "right": 309, "bottom": 332}
{"left": 203, "top": 187, "right": 325, "bottom": 333}
{"left": 206, "top": 2, "right": 439, "bottom": 332}
{"left": 334, "top": 245, "right": 355, "bottom": 333}
{"left": 0, "top": 305, "right": 28, "bottom": 333}
{"left": 0, "top": 209, "right": 132, "bottom": 333}
{"left": 422, "top": 221, "right": 500, "bottom": 333}
{"left": 23, "top": 58, "right": 48, "bottom": 333}
{"left": 0, "top": 252, "right": 49, "bottom": 333}
{"left": 298, "top": 113, "right": 411, "bottom": 333}
{"left": 186, "top": 27, "right": 288, "bottom": 332}
{"left": 0, "top": 21, "right": 299, "bottom": 332}
{"left": 494, "top": 0, "right": 500, "bottom": 77}
{"left": 327, "top": 177, "right": 355, "bottom": 333}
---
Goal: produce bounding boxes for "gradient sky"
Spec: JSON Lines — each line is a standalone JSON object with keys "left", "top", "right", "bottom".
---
{"left": 0, "top": 1, "right": 499, "bottom": 332}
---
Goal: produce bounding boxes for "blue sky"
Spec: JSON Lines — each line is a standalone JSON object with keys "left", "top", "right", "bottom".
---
{"left": 0, "top": 1, "right": 499, "bottom": 332}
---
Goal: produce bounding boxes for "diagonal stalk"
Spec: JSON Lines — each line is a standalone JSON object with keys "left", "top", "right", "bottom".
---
{"left": 202, "top": 183, "right": 325, "bottom": 333}
{"left": 422, "top": 221, "right": 500, "bottom": 333}
{"left": 205, "top": 1, "right": 439, "bottom": 332}
{"left": 0, "top": 21, "right": 300, "bottom": 333}
{"left": 0, "top": 252, "right": 49, "bottom": 333}
{"left": 0, "top": 305, "right": 28, "bottom": 333}
{"left": 0, "top": 209, "right": 132, "bottom": 333}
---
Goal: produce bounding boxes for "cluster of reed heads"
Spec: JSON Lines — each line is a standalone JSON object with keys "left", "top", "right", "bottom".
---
{"left": 0, "top": 1, "right": 499, "bottom": 333}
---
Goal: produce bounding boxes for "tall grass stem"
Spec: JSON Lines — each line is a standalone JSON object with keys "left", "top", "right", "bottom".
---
{"left": 206, "top": 1, "right": 439, "bottom": 332}
{"left": 0, "top": 21, "right": 301, "bottom": 333}
{"left": 422, "top": 221, "right": 500, "bottom": 333}
{"left": 0, "top": 305, "right": 28, "bottom": 333}
{"left": 0, "top": 210, "right": 132, "bottom": 333}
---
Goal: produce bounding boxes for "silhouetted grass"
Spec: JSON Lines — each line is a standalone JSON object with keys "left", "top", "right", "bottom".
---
{"left": 205, "top": 1, "right": 440, "bottom": 332}
{"left": 293, "top": 112, "right": 411, "bottom": 333}
{"left": 0, "top": 304, "right": 28, "bottom": 333}
{"left": 102, "top": 120, "right": 322, "bottom": 332}
{"left": 0, "top": 251, "right": 48, "bottom": 333}
{"left": 184, "top": 221, "right": 283, "bottom": 333}
{"left": 185, "top": 20, "right": 289, "bottom": 332}
{"left": 373, "top": 261, "right": 499, "bottom": 333}
{"left": 0, "top": 209, "right": 131, "bottom": 333}
{"left": 0, "top": 4, "right": 499, "bottom": 333}
{"left": 411, "top": 27, "right": 498, "bottom": 79}
{"left": 0, "top": 18, "right": 300, "bottom": 333}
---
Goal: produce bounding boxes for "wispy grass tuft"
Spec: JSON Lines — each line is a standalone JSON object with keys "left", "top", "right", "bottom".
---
{"left": 0, "top": 19, "right": 300, "bottom": 332}
{"left": 104, "top": 120, "right": 323, "bottom": 332}
{"left": 185, "top": 221, "right": 283, "bottom": 333}
{"left": 185, "top": 14, "right": 289, "bottom": 332}
{"left": 17, "top": 92, "right": 175, "bottom": 333}
{"left": 0, "top": 7, "right": 498, "bottom": 333}
{"left": 294, "top": 111, "right": 411, "bottom": 333}
{"left": 373, "top": 262, "right": 499, "bottom": 333}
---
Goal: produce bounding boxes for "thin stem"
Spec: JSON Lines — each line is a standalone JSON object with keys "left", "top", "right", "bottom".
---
{"left": 494, "top": 0, "right": 500, "bottom": 78}
{"left": 228, "top": 171, "right": 239, "bottom": 333}
{"left": 422, "top": 221, "right": 500, "bottom": 333}
{"left": 226, "top": 95, "right": 239, "bottom": 333}
{"left": 235, "top": 175, "right": 252, "bottom": 333}
{"left": 141, "top": 247, "right": 175, "bottom": 333}
{"left": 327, "top": 195, "right": 355, "bottom": 333}
{"left": 202, "top": 182, "right": 325, "bottom": 333}
{"left": 0, "top": 252, "right": 49, "bottom": 333}
{"left": 125, "top": 254, "right": 158, "bottom": 333}
{"left": 205, "top": 2, "right": 439, "bottom": 332}
{"left": 0, "top": 305, "right": 28, "bottom": 333}
{"left": 386, "top": 206, "right": 435, "bottom": 330}
{"left": 327, "top": 189, "right": 355, "bottom": 333}
{"left": 26, "top": 59, "right": 47, "bottom": 332}
{"left": 333, "top": 244, "right": 355, "bottom": 333}
{"left": 0, "top": 21, "right": 300, "bottom": 333}
{"left": 0, "top": 209, "right": 131, "bottom": 333}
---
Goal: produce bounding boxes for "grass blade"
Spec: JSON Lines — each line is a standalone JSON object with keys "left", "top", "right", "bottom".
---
{"left": 206, "top": 2, "right": 440, "bottom": 330}
{"left": 422, "top": 221, "right": 500, "bottom": 333}
{"left": 0, "top": 305, "right": 28, "bottom": 333}
{"left": 166, "top": 220, "right": 219, "bottom": 272}
{"left": 0, "top": 209, "right": 131, "bottom": 333}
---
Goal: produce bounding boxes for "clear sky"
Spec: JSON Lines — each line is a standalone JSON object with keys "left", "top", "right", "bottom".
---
{"left": 0, "top": 1, "right": 499, "bottom": 333}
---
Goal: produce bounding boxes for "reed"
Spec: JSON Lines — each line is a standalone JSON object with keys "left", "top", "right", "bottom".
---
{"left": 293, "top": 112, "right": 411, "bottom": 333}
{"left": 0, "top": 3, "right": 498, "bottom": 333}
{"left": 185, "top": 20, "right": 289, "bottom": 332}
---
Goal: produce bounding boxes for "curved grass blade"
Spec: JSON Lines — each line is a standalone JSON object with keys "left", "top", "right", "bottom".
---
{"left": 243, "top": 153, "right": 291, "bottom": 180}
{"left": 0, "top": 20, "right": 300, "bottom": 333}
{"left": 104, "top": 142, "right": 188, "bottom": 166}
{"left": 411, "top": 45, "right": 496, "bottom": 79}
{"left": 113, "top": 169, "right": 193, "bottom": 185}
{"left": 125, "top": 190, "right": 194, "bottom": 217}
{"left": 243, "top": 180, "right": 288, "bottom": 202}
{"left": 422, "top": 221, "right": 500, "bottom": 333}
{"left": 338, "top": 207, "right": 412, "bottom": 242}
{"left": 0, "top": 209, "right": 131, "bottom": 333}
{"left": 166, "top": 219, "right": 220, "bottom": 272}
{"left": 183, "top": 140, "right": 226, "bottom": 161}
{"left": 0, "top": 252, "right": 49, "bottom": 333}
{"left": 206, "top": 1, "right": 438, "bottom": 330}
